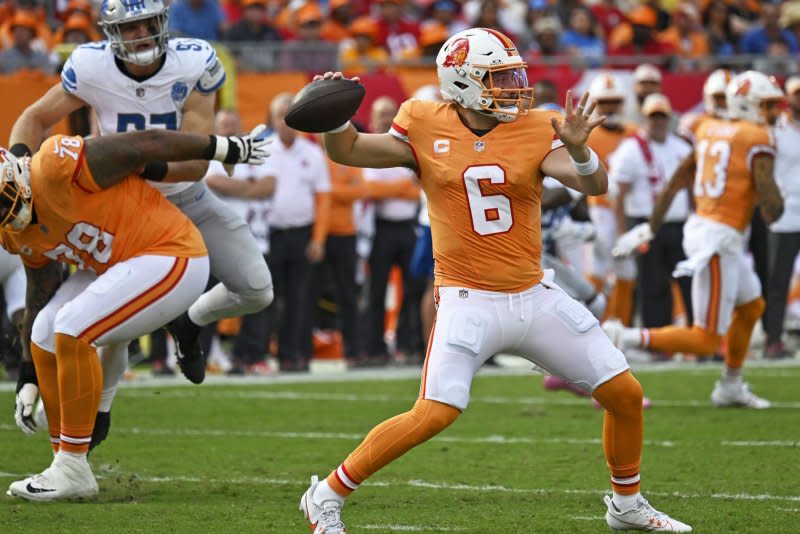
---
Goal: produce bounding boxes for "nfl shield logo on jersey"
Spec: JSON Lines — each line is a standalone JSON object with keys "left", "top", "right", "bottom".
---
{"left": 474, "top": 141, "right": 485, "bottom": 152}
{"left": 171, "top": 81, "right": 188, "bottom": 102}
{"left": 136, "top": 87, "right": 145, "bottom": 98}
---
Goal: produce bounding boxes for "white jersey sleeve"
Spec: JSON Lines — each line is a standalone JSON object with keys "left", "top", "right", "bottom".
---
{"left": 607, "top": 138, "right": 644, "bottom": 186}
{"left": 61, "top": 41, "right": 112, "bottom": 99}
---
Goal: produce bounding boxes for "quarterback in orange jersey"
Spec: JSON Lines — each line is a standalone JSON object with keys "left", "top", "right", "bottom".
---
{"left": 298, "top": 28, "right": 692, "bottom": 533}
{"left": 3, "top": 126, "right": 270, "bottom": 501}
{"left": 607, "top": 70, "right": 785, "bottom": 409}
{"left": 584, "top": 73, "right": 639, "bottom": 325}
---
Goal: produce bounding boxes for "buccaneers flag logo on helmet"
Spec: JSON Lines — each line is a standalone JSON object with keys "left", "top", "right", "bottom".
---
{"left": 442, "top": 37, "right": 469, "bottom": 68}
{"left": 735, "top": 79, "right": 751, "bottom": 97}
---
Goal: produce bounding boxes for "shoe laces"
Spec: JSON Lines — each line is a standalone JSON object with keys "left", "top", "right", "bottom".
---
{"left": 635, "top": 496, "right": 670, "bottom": 522}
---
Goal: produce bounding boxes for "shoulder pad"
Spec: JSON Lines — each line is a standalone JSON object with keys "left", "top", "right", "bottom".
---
{"left": 61, "top": 42, "right": 110, "bottom": 95}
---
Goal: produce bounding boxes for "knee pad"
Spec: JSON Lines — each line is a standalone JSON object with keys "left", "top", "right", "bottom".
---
{"left": 735, "top": 297, "right": 765, "bottom": 322}
{"left": 593, "top": 370, "right": 643, "bottom": 415}
{"left": 240, "top": 263, "right": 274, "bottom": 312}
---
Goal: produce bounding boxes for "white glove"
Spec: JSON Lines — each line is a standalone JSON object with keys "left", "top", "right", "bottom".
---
{"left": 612, "top": 222, "right": 654, "bottom": 257}
{"left": 553, "top": 219, "right": 596, "bottom": 250}
{"left": 14, "top": 360, "right": 39, "bottom": 435}
{"left": 211, "top": 124, "right": 272, "bottom": 165}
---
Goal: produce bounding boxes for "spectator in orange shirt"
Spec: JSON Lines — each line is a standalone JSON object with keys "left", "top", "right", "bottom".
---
{"left": 1, "top": 6, "right": 53, "bottom": 52}
{"left": 339, "top": 16, "right": 389, "bottom": 75}
{"left": 658, "top": 2, "right": 709, "bottom": 59}
{"left": 321, "top": 0, "right": 353, "bottom": 43}
{"left": 608, "top": 5, "right": 675, "bottom": 60}
{"left": 0, "top": 11, "right": 52, "bottom": 73}
{"left": 280, "top": 4, "right": 337, "bottom": 73}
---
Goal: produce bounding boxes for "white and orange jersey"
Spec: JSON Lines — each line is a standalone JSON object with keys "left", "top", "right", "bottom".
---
{"left": 389, "top": 99, "right": 563, "bottom": 292}
{"left": 692, "top": 118, "right": 775, "bottom": 232}
{"left": 0, "top": 135, "right": 206, "bottom": 273}
{"left": 587, "top": 122, "right": 637, "bottom": 208}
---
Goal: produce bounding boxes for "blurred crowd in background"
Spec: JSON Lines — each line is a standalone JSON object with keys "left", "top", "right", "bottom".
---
{"left": 3, "top": 0, "right": 800, "bottom": 75}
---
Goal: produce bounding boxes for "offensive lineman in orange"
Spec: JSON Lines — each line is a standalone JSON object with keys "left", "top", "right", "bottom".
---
{"left": 3, "top": 125, "right": 269, "bottom": 500}
{"left": 299, "top": 28, "right": 692, "bottom": 533}
{"left": 607, "top": 71, "right": 784, "bottom": 409}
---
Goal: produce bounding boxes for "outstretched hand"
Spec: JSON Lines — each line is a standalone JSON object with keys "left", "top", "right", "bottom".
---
{"left": 550, "top": 90, "right": 606, "bottom": 151}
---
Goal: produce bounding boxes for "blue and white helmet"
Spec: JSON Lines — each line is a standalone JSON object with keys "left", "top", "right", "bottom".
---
{"left": 100, "top": 0, "right": 169, "bottom": 66}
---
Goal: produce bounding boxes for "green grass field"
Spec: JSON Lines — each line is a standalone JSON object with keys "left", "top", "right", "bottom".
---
{"left": 1, "top": 363, "right": 799, "bottom": 533}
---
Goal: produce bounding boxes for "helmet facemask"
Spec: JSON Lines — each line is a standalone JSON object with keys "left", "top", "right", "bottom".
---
{"left": 0, "top": 150, "right": 33, "bottom": 234}
{"left": 475, "top": 64, "right": 534, "bottom": 122}
{"left": 101, "top": 0, "right": 169, "bottom": 66}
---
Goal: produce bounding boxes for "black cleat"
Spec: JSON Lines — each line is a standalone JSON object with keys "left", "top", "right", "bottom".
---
{"left": 165, "top": 312, "right": 206, "bottom": 384}
{"left": 89, "top": 411, "right": 111, "bottom": 453}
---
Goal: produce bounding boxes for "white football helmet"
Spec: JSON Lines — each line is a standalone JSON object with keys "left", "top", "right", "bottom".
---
{"left": 0, "top": 149, "right": 32, "bottom": 234}
{"left": 436, "top": 27, "right": 533, "bottom": 122}
{"left": 726, "top": 70, "right": 784, "bottom": 124}
{"left": 100, "top": 0, "right": 169, "bottom": 66}
{"left": 703, "top": 68, "right": 731, "bottom": 117}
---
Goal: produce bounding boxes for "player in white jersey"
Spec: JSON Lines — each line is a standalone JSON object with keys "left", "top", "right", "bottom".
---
{"left": 8, "top": 0, "right": 273, "bottom": 448}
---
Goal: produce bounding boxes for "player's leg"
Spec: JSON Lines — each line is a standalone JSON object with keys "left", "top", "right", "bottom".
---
{"left": 588, "top": 205, "right": 614, "bottom": 293}
{"left": 1, "top": 255, "right": 26, "bottom": 377}
{"left": 91, "top": 342, "right": 128, "bottom": 451}
{"left": 517, "top": 284, "right": 691, "bottom": 532}
{"left": 605, "top": 255, "right": 729, "bottom": 357}
{"left": 711, "top": 256, "right": 770, "bottom": 408}
{"left": 8, "top": 256, "right": 209, "bottom": 501}
{"left": 609, "top": 256, "right": 637, "bottom": 326}
{"left": 168, "top": 183, "right": 273, "bottom": 381}
{"left": 300, "top": 287, "right": 501, "bottom": 532}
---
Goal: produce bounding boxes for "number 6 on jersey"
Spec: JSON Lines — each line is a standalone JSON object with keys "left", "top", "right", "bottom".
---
{"left": 463, "top": 164, "right": 513, "bottom": 236}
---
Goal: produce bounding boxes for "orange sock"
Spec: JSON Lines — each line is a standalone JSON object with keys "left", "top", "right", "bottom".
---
{"left": 648, "top": 325, "right": 721, "bottom": 355}
{"left": 326, "top": 399, "right": 460, "bottom": 497}
{"left": 611, "top": 278, "right": 636, "bottom": 326}
{"left": 592, "top": 371, "right": 643, "bottom": 495}
{"left": 55, "top": 333, "right": 101, "bottom": 455}
{"left": 31, "top": 343, "right": 60, "bottom": 453}
{"left": 726, "top": 297, "right": 765, "bottom": 370}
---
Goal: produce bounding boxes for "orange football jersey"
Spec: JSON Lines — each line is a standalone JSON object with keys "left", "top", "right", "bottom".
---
{"left": 692, "top": 119, "right": 775, "bottom": 232}
{"left": 587, "top": 123, "right": 637, "bottom": 208}
{"left": 390, "top": 100, "right": 563, "bottom": 292}
{"left": 0, "top": 135, "right": 206, "bottom": 273}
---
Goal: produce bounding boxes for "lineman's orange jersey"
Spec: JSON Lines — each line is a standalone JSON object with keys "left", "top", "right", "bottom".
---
{"left": 586, "top": 123, "right": 637, "bottom": 208}
{"left": 0, "top": 135, "right": 206, "bottom": 273}
{"left": 390, "top": 100, "right": 563, "bottom": 292}
{"left": 693, "top": 119, "right": 775, "bottom": 232}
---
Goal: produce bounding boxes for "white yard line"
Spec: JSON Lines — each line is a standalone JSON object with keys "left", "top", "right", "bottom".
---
{"left": 361, "top": 525, "right": 466, "bottom": 532}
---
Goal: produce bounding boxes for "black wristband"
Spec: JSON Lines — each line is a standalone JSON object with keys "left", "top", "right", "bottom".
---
{"left": 203, "top": 135, "right": 217, "bottom": 160}
{"left": 141, "top": 161, "right": 169, "bottom": 182}
{"left": 9, "top": 143, "right": 32, "bottom": 158}
{"left": 16, "top": 360, "right": 38, "bottom": 393}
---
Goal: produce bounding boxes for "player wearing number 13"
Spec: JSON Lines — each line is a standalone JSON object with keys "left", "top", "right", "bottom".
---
{"left": 299, "top": 28, "right": 692, "bottom": 533}
{"left": 2, "top": 125, "right": 270, "bottom": 501}
{"left": 606, "top": 71, "right": 785, "bottom": 409}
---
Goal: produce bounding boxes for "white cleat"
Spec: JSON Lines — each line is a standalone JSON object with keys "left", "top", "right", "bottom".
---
{"left": 6, "top": 452, "right": 98, "bottom": 502}
{"left": 602, "top": 320, "right": 640, "bottom": 352}
{"left": 605, "top": 495, "right": 692, "bottom": 532}
{"left": 711, "top": 380, "right": 771, "bottom": 409}
{"left": 300, "top": 475, "right": 346, "bottom": 534}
